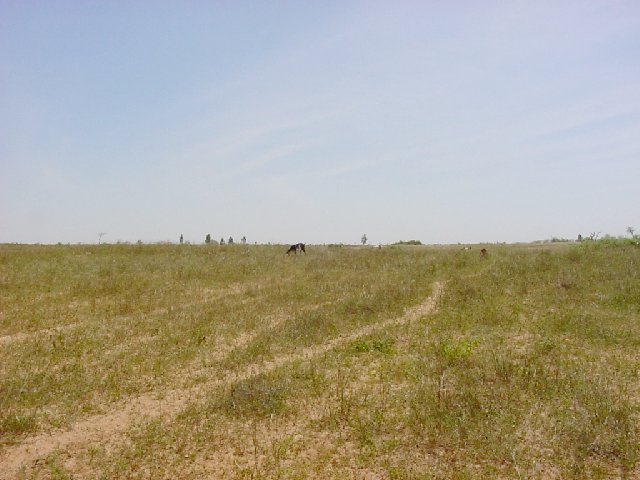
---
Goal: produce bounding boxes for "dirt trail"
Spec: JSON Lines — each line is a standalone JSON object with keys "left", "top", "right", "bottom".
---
{"left": 0, "top": 282, "right": 443, "bottom": 479}
{"left": 0, "top": 281, "right": 260, "bottom": 348}
{"left": 0, "top": 324, "right": 78, "bottom": 347}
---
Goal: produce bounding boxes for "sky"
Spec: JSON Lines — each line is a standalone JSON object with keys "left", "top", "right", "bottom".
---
{"left": 1, "top": 1, "right": 639, "bottom": 245}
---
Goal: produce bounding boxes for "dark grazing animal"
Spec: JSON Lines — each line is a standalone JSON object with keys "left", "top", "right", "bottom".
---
{"left": 286, "top": 243, "right": 306, "bottom": 255}
{"left": 480, "top": 248, "right": 488, "bottom": 258}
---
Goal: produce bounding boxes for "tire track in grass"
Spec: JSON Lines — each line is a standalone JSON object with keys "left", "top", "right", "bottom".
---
{"left": 0, "top": 279, "right": 275, "bottom": 348}
{"left": 0, "top": 282, "right": 443, "bottom": 480}
{"left": 0, "top": 280, "right": 282, "bottom": 431}
{"left": 225, "top": 282, "right": 443, "bottom": 383}
{"left": 0, "top": 300, "right": 330, "bottom": 478}
{"left": 0, "top": 324, "right": 77, "bottom": 347}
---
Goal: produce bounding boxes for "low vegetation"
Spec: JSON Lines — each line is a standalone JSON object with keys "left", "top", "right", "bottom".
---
{"left": 392, "top": 240, "right": 423, "bottom": 246}
{"left": 0, "top": 242, "right": 638, "bottom": 478}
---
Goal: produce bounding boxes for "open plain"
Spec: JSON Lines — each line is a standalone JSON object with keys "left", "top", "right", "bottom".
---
{"left": 1, "top": 242, "right": 638, "bottom": 479}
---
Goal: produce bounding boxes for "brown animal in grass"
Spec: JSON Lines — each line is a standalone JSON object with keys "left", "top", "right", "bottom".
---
{"left": 286, "top": 243, "right": 306, "bottom": 255}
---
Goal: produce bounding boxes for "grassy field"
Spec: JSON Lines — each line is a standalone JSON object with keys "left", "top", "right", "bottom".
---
{"left": 0, "top": 242, "right": 639, "bottom": 479}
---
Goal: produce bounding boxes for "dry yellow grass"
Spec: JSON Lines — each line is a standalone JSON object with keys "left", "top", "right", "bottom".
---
{"left": 1, "top": 242, "right": 638, "bottom": 479}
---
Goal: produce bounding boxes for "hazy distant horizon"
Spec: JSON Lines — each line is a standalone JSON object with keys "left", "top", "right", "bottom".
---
{"left": 2, "top": 2, "right": 639, "bottom": 246}
{"left": 1, "top": 233, "right": 628, "bottom": 247}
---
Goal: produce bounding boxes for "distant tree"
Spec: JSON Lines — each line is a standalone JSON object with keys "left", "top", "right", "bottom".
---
{"left": 98, "top": 232, "right": 107, "bottom": 244}
{"left": 205, "top": 234, "right": 211, "bottom": 244}
{"left": 241, "top": 236, "right": 247, "bottom": 244}
{"left": 180, "top": 234, "right": 184, "bottom": 244}
{"left": 627, "top": 226, "right": 636, "bottom": 238}
{"left": 393, "top": 240, "right": 422, "bottom": 246}
{"left": 577, "top": 234, "right": 582, "bottom": 242}
{"left": 361, "top": 234, "right": 367, "bottom": 245}
{"left": 228, "top": 236, "right": 234, "bottom": 244}
{"left": 220, "top": 237, "right": 225, "bottom": 245}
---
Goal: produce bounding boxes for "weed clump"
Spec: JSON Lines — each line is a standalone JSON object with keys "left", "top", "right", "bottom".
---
{"left": 0, "top": 412, "right": 38, "bottom": 442}
{"left": 216, "top": 373, "right": 289, "bottom": 418}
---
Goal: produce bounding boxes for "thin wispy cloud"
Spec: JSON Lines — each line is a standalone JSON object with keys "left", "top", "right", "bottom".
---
{"left": 232, "top": 143, "right": 314, "bottom": 175}
{"left": 1, "top": 1, "right": 638, "bottom": 244}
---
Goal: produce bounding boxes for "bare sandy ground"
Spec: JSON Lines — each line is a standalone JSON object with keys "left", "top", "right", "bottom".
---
{"left": 0, "top": 282, "right": 443, "bottom": 479}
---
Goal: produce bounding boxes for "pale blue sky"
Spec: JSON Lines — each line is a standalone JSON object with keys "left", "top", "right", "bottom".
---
{"left": 1, "top": 1, "right": 639, "bottom": 245}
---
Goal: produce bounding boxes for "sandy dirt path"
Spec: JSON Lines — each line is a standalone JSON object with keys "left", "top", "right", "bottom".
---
{"left": 0, "top": 282, "right": 443, "bottom": 479}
